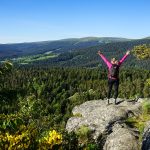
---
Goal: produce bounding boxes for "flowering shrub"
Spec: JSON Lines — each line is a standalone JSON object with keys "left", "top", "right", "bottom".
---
{"left": 0, "top": 114, "right": 98, "bottom": 149}
{"left": 0, "top": 113, "right": 38, "bottom": 149}
{"left": 38, "top": 130, "right": 62, "bottom": 149}
{"left": 0, "top": 125, "right": 38, "bottom": 150}
{"left": 0, "top": 114, "right": 63, "bottom": 149}
{"left": 0, "top": 131, "right": 30, "bottom": 149}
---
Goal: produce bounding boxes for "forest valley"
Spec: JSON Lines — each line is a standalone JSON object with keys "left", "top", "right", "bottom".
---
{"left": 0, "top": 44, "right": 150, "bottom": 149}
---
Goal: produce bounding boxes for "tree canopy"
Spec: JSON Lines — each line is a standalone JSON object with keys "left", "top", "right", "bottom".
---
{"left": 132, "top": 44, "right": 150, "bottom": 59}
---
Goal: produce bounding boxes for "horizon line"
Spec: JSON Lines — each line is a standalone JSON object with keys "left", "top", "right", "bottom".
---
{"left": 0, "top": 36, "right": 149, "bottom": 44}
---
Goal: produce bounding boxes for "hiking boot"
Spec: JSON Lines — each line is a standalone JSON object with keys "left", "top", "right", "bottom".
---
{"left": 115, "top": 99, "right": 117, "bottom": 105}
{"left": 107, "top": 98, "right": 110, "bottom": 105}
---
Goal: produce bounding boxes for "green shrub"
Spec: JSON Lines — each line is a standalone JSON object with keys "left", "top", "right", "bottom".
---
{"left": 142, "top": 100, "right": 150, "bottom": 114}
{"left": 125, "top": 99, "right": 150, "bottom": 144}
{"left": 0, "top": 114, "right": 24, "bottom": 133}
{"left": 76, "top": 125, "right": 93, "bottom": 148}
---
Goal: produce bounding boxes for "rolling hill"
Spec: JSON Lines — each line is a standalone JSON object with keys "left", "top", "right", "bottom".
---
{"left": 26, "top": 38, "right": 150, "bottom": 70}
{"left": 0, "top": 37, "right": 150, "bottom": 70}
{"left": 0, "top": 37, "right": 130, "bottom": 59}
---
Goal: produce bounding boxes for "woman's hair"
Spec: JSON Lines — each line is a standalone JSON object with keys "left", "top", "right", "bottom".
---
{"left": 111, "top": 58, "right": 117, "bottom": 62}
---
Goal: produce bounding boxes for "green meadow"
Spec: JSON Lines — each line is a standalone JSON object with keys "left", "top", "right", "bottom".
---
{"left": 12, "top": 52, "right": 59, "bottom": 64}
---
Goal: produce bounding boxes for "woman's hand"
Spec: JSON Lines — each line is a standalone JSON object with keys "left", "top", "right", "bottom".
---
{"left": 126, "top": 50, "right": 130, "bottom": 55}
{"left": 97, "top": 51, "right": 102, "bottom": 55}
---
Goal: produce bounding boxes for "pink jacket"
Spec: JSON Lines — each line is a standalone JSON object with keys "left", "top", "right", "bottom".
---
{"left": 99, "top": 53, "right": 129, "bottom": 79}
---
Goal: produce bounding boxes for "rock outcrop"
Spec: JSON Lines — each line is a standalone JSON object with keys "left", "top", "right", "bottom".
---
{"left": 104, "top": 123, "right": 139, "bottom": 150}
{"left": 66, "top": 98, "right": 142, "bottom": 150}
{"left": 142, "top": 121, "right": 150, "bottom": 150}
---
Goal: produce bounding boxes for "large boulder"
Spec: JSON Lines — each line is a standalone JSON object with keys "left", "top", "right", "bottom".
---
{"left": 103, "top": 123, "right": 139, "bottom": 150}
{"left": 66, "top": 99, "right": 141, "bottom": 140}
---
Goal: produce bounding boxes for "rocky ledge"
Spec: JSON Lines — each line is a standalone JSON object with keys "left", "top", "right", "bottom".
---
{"left": 66, "top": 98, "right": 150, "bottom": 150}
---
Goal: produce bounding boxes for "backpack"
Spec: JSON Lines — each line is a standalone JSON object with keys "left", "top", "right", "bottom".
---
{"left": 110, "top": 64, "right": 119, "bottom": 78}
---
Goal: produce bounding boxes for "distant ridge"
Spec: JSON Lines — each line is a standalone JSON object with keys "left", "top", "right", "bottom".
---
{"left": 0, "top": 36, "right": 131, "bottom": 44}
{"left": 0, "top": 37, "right": 150, "bottom": 70}
{"left": 59, "top": 36, "right": 130, "bottom": 42}
{"left": 0, "top": 37, "right": 131, "bottom": 58}
{"left": 144, "top": 36, "right": 150, "bottom": 39}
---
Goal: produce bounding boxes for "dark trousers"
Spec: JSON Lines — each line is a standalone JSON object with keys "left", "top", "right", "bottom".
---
{"left": 107, "top": 78, "right": 119, "bottom": 99}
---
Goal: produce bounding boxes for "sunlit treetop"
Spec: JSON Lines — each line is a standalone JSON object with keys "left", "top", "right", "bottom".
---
{"left": 0, "top": 61, "right": 13, "bottom": 75}
{"left": 132, "top": 44, "right": 150, "bottom": 60}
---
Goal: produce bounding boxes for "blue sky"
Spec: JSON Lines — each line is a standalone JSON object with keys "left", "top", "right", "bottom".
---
{"left": 0, "top": 0, "right": 150, "bottom": 43}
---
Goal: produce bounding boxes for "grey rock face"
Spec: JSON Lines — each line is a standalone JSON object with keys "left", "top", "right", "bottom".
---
{"left": 142, "top": 121, "right": 150, "bottom": 150}
{"left": 104, "top": 123, "right": 139, "bottom": 150}
{"left": 66, "top": 99, "right": 141, "bottom": 139}
{"left": 66, "top": 98, "right": 142, "bottom": 149}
